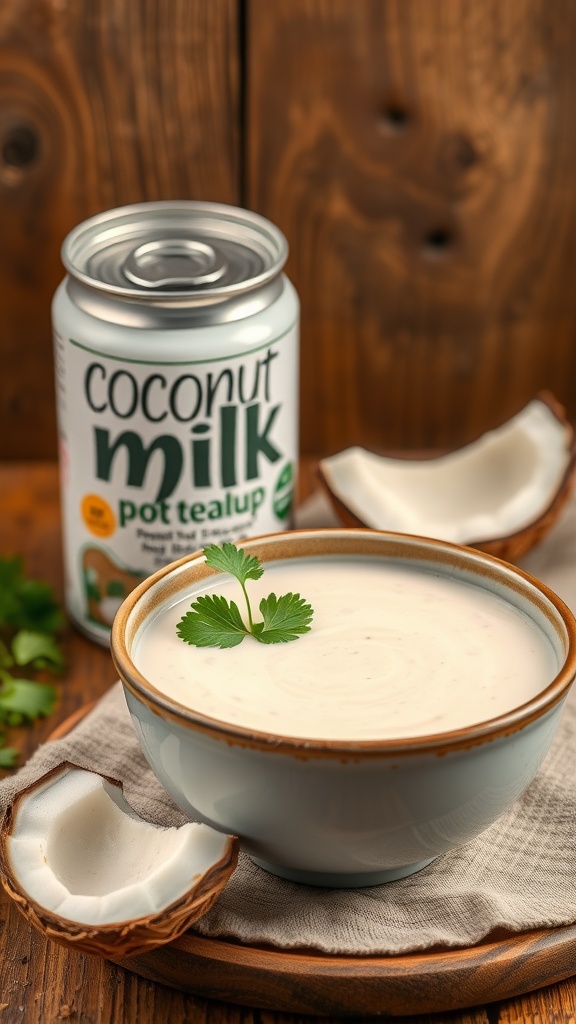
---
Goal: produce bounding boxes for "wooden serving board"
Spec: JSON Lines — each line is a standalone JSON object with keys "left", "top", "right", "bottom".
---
{"left": 50, "top": 708, "right": 576, "bottom": 1017}
{"left": 111, "top": 924, "right": 576, "bottom": 1017}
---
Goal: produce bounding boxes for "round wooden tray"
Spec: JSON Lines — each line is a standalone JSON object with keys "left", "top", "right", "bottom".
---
{"left": 112, "top": 924, "right": 576, "bottom": 1017}
{"left": 51, "top": 706, "right": 576, "bottom": 1016}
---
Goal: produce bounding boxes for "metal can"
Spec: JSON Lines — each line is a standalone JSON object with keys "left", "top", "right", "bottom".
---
{"left": 52, "top": 201, "right": 299, "bottom": 645}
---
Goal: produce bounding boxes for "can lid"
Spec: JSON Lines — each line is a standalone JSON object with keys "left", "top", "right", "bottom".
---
{"left": 61, "top": 201, "right": 288, "bottom": 309}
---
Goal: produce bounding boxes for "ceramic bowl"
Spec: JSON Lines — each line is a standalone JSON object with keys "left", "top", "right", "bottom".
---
{"left": 111, "top": 530, "right": 576, "bottom": 888}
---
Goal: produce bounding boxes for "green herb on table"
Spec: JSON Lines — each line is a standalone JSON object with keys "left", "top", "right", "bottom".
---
{"left": 176, "top": 543, "right": 314, "bottom": 649}
{"left": 0, "top": 557, "right": 64, "bottom": 767}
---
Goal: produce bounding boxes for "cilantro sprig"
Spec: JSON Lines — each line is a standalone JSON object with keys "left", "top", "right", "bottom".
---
{"left": 0, "top": 557, "right": 63, "bottom": 767}
{"left": 176, "top": 543, "right": 313, "bottom": 649}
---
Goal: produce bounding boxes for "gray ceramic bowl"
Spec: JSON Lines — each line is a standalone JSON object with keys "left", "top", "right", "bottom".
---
{"left": 111, "top": 529, "right": 576, "bottom": 887}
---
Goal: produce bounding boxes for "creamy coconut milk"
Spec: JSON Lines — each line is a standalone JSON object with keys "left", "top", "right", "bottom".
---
{"left": 133, "top": 558, "right": 558, "bottom": 740}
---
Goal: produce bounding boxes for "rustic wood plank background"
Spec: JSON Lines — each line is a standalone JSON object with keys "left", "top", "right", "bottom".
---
{"left": 0, "top": 0, "right": 239, "bottom": 459}
{"left": 3, "top": 1, "right": 576, "bottom": 460}
{"left": 248, "top": 0, "right": 576, "bottom": 455}
{"left": 3, "top": 0, "right": 576, "bottom": 460}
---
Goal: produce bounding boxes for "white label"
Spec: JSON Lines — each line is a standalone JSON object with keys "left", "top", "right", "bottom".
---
{"left": 54, "top": 326, "right": 298, "bottom": 640}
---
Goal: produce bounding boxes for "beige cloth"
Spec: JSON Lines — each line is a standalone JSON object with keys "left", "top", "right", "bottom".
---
{"left": 3, "top": 492, "right": 576, "bottom": 955}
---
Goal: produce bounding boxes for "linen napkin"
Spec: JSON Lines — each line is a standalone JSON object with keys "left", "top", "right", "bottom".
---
{"left": 2, "top": 492, "right": 576, "bottom": 956}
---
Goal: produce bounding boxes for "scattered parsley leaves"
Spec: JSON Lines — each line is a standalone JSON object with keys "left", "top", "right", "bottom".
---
{"left": 0, "top": 678, "right": 56, "bottom": 726}
{"left": 0, "top": 557, "right": 63, "bottom": 767}
{"left": 176, "top": 543, "right": 313, "bottom": 649}
{"left": 0, "top": 556, "right": 63, "bottom": 634}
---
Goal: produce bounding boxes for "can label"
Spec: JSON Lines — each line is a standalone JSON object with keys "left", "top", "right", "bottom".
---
{"left": 54, "top": 325, "right": 298, "bottom": 640}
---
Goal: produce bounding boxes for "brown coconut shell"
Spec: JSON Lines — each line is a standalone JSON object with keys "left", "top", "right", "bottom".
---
{"left": 0, "top": 763, "right": 239, "bottom": 959}
{"left": 318, "top": 391, "right": 576, "bottom": 564}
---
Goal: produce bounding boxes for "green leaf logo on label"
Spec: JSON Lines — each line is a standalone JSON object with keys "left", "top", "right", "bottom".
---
{"left": 273, "top": 461, "right": 294, "bottom": 520}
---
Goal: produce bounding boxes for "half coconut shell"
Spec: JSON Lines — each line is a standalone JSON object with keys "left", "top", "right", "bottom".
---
{"left": 318, "top": 392, "right": 576, "bottom": 562}
{"left": 0, "top": 763, "right": 238, "bottom": 959}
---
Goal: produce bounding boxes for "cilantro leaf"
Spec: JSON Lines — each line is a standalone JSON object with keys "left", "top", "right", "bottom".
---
{"left": 11, "top": 630, "right": 65, "bottom": 671}
{"left": 252, "top": 593, "right": 314, "bottom": 644}
{"left": 0, "top": 556, "right": 63, "bottom": 634}
{"left": 0, "top": 557, "right": 64, "bottom": 769}
{"left": 15, "top": 579, "right": 63, "bottom": 634}
{"left": 203, "top": 543, "right": 264, "bottom": 584}
{"left": 176, "top": 544, "right": 314, "bottom": 650}
{"left": 177, "top": 595, "right": 250, "bottom": 649}
{"left": 0, "top": 678, "right": 56, "bottom": 726}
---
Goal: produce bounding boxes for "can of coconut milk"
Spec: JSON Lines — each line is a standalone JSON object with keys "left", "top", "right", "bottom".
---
{"left": 52, "top": 201, "right": 299, "bottom": 645}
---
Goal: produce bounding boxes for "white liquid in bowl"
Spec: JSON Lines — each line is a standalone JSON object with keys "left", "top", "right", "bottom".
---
{"left": 133, "top": 558, "right": 558, "bottom": 741}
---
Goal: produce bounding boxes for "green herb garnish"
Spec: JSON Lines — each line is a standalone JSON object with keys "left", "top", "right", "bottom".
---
{"left": 176, "top": 543, "right": 314, "bottom": 649}
{"left": 0, "top": 557, "right": 63, "bottom": 766}
{"left": 0, "top": 556, "right": 63, "bottom": 634}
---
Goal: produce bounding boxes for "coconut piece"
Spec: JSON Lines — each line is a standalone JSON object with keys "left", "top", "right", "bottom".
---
{"left": 318, "top": 393, "right": 576, "bottom": 562}
{"left": 0, "top": 763, "right": 238, "bottom": 959}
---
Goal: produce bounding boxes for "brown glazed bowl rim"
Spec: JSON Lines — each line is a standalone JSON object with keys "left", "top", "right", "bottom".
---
{"left": 111, "top": 528, "right": 576, "bottom": 758}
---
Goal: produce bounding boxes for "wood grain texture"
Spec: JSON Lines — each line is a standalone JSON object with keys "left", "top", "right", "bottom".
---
{"left": 247, "top": 0, "right": 576, "bottom": 456}
{"left": 5, "top": 0, "right": 576, "bottom": 466}
{"left": 0, "top": 0, "right": 240, "bottom": 460}
{"left": 113, "top": 926, "right": 576, "bottom": 1017}
{"left": 1, "top": 460, "right": 576, "bottom": 1021}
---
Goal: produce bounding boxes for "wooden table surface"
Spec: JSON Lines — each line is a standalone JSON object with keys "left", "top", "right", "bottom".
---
{"left": 2, "top": 460, "right": 576, "bottom": 1024}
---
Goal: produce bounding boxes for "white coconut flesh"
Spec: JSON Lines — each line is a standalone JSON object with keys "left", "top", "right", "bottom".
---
{"left": 320, "top": 398, "right": 573, "bottom": 543}
{"left": 7, "top": 767, "right": 231, "bottom": 926}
